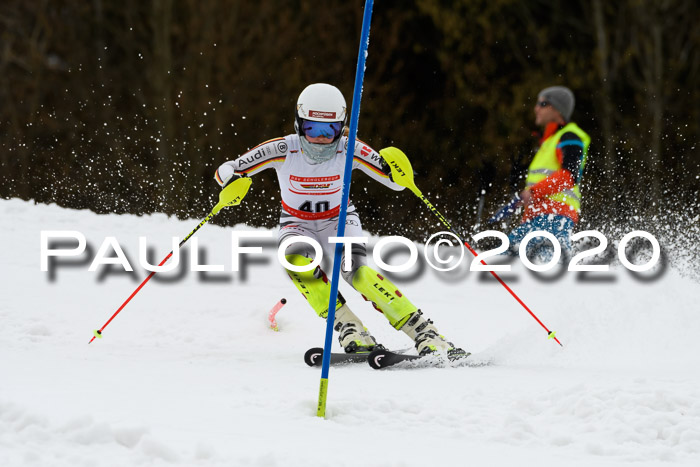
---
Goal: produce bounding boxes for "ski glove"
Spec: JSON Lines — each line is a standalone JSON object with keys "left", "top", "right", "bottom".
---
{"left": 215, "top": 163, "right": 242, "bottom": 187}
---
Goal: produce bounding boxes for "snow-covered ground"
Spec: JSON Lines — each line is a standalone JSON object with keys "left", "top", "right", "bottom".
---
{"left": 1, "top": 198, "right": 699, "bottom": 466}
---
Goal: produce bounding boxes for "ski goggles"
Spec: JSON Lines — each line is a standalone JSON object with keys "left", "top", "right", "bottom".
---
{"left": 300, "top": 119, "right": 343, "bottom": 139}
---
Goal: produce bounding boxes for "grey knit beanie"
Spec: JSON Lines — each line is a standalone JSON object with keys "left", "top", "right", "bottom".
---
{"left": 538, "top": 86, "right": 575, "bottom": 121}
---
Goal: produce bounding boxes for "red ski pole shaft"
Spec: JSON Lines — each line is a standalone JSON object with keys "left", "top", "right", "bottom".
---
{"left": 89, "top": 177, "right": 253, "bottom": 343}
{"left": 378, "top": 147, "right": 562, "bottom": 346}
{"left": 88, "top": 252, "right": 173, "bottom": 343}
{"left": 88, "top": 210, "right": 216, "bottom": 343}
{"left": 454, "top": 227, "right": 562, "bottom": 346}
{"left": 420, "top": 193, "right": 562, "bottom": 346}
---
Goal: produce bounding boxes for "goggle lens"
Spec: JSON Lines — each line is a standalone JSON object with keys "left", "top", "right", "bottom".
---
{"left": 301, "top": 119, "right": 342, "bottom": 139}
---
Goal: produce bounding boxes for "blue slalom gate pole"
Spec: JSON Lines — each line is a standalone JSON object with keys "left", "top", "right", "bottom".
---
{"left": 317, "top": 0, "right": 374, "bottom": 418}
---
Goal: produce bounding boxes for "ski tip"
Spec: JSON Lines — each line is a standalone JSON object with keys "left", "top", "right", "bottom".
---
{"left": 367, "top": 348, "right": 389, "bottom": 370}
{"left": 304, "top": 347, "right": 323, "bottom": 367}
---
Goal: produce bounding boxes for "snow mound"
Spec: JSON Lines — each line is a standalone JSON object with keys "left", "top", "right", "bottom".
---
{"left": 1, "top": 198, "right": 700, "bottom": 467}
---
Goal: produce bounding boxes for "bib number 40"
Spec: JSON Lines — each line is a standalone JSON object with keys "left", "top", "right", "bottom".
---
{"left": 299, "top": 201, "right": 330, "bottom": 213}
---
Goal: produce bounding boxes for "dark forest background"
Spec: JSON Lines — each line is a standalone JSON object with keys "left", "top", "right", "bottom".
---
{"left": 1, "top": 0, "right": 698, "bottom": 239}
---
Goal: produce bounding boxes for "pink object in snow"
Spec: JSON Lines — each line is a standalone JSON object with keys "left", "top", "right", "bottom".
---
{"left": 268, "top": 298, "right": 287, "bottom": 331}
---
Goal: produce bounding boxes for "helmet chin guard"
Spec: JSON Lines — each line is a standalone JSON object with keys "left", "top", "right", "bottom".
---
{"left": 299, "top": 136, "right": 340, "bottom": 164}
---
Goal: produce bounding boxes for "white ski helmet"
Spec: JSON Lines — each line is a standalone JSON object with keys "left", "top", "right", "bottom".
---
{"left": 295, "top": 83, "right": 347, "bottom": 163}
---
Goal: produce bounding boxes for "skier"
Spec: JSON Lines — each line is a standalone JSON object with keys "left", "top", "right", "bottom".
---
{"left": 215, "top": 83, "right": 465, "bottom": 358}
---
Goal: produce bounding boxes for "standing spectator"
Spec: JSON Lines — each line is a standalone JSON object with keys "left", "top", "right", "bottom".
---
{"left": 508, "top": 86, "right": 591, "bottom": 259}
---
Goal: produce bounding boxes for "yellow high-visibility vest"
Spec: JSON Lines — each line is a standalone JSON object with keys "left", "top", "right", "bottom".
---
{"left": 525, "top": 123, "right": 590, "bottom": 213}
